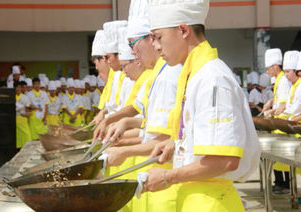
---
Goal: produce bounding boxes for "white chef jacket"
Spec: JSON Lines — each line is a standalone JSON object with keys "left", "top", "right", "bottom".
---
{"left": 16, "top": 94, "right": 30, "bottom": 116}
{"left": 284, "top": 79, "right": 301, "bottom": 116}
{"left": 134, "top": 63, "right": 182, "bottom": 143}
{"left": 106, "top": 71, "right": 122, "bottom": 115}
{"left": 61, "top": 94, "right": 84, "bottom": 111}
{"left": 273, "top": 73, "right": 291, "bottom": 109}
{"left": 178, "top": 58, "right": 260, "bottom": 182}
{"left": 27, "top": 90, "right": 50, "bottom": 118}
{"left": 248, "top": 88, "right": 263, "bottom": 105}
{"left": 119, "top": 77, "right": 135, "bottom": 109}
{"left": 47, "top": 96, "right": 61, "bottom": 115}
{"left": 262, "top": 86, "right": 274, "bottom": 104}
{"left": 92, "top": 90, "right": 101, "bottom": 108}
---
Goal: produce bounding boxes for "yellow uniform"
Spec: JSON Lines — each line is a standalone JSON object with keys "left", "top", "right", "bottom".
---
{"left": 46, "top": 95, "right": 61, "bottom": 126}
{"left": 16, "top": 93, "right": 32, "bottom": 148}
{"left": 169, "top": 41, "right": 260, "bottom": 211}
{"left": 61, "top": 93, "right": 84, "bottom": 127}
{"left": 27, "top": 89, "right": 49, "bottom": 140}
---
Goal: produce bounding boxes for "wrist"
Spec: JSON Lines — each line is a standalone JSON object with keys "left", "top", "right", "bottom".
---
{"left": 166, "top": 169, "right": 178, "bottom": 185}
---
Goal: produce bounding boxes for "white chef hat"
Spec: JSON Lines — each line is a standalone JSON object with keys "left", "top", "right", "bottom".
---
{"left": 26, "top": 78, "right": 32, "bottom": 86}
{"left": 84, "top": 77, "right": 90, "bottom": 86}
{"left": 271, "top": 76, "right": 276, "bottom": 84}
{"left": 80, "top": 80, "right": 86, "bottom": 89}
{"left": 265, "top": 48, "right": 282, "bottom": 68}
{"left": 74, "top": 79, "right": 81, "bottom": 89}
{"left": 40, "top": 81, "right": 46, "bottom": 88}
{"left": 127, "top": 0, "right": 151, "bottom": 39}
{"left": 43, "top": 77, "right": 49, "bottom": 87}
{"left": 148, "top": 0, "right": 210, "bottom": 30}
{"left": 249, "top": 71, "right": 259, "bottom": 85}
{"left": 67, "top": 78, "right": 75, "bottom": 88}
{"left": 91, "top": 30, "right": 107, "bottom": 57}
{"left": 118, "top": 25, "right": 135, "bottom": 61}
{"left": 259, "top": 72, "right": 271, "bottom": 87}
{"left": 104, "top": 20, "right": 128, "bottom": 54}
{"left": 55, "top": 80, "right": 61, "bottom": 88}
{"left": 296, "top": 51, "right": 301, "bottom": 71}
{"left": 48, "top": 81, "right": 57, "bottom": 91}
{"left": 89, "top": 77, "right": 97, "bottom": 87}
{"left": 38, "top": 73, "right": 46, "bottom": 81}
{"left": 60, "top": 77, "right": 67, "bottom": 86}
{"left": 97, "top": 78, "right": 106, "bottom": 87}
{"left": 283, "top": 50, "right": 300, "bottom": 71}
{"left": 246, "top": 73, "right": 252, "bottom": 84}
{"left": 12, "top": 65, "right": 21, "bottom": 75}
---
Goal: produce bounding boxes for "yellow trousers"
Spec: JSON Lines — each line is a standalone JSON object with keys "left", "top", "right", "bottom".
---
{"left": 16, "top": 115, "right": 32, "bottom": 148}
{"left": 175, "top": 179, "right": 245, "bottom": 212}
{"left": 46, "top": 114, "right": 60, "bottom": 126}
{"left": 28, "top": 112, "right": 48, "bottom": 140}
{"left": 63, "top": 111, "right": 82, "bottom": 127}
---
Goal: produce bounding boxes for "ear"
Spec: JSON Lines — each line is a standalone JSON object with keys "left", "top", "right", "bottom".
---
{"left": 178, "top": 24, "right": 190, "bottom": 39}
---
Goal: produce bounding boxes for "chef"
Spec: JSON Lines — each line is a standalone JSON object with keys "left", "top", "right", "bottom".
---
{"left": 248, "top": 72, "right": 263, "bottom": 116}
{"left": 27, "top": 77, "right": 49, "bottom": 140}
{"left": 259, "top": 72, "right": 273, "bottom": 104}
{"left": 142, "top": 0, "right": 260, "bottom": 211}
{"left": 15, "top": 81, "right": 32, "bottom": 148}
{"left": 263, "top": 48, "right": 291, "bottom": 115}
{"left": 7, "top": 65, "right": 21, "bottom": 88}
{"left": 46, "top": 81, "right": 61, "bottom": 126}
{"left": 61, "top": 78, "right": 84, "bottom": 127}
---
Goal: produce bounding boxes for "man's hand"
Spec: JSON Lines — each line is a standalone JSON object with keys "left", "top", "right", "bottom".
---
{"left": 150, "top": 140, "right": 175, "bottom": 164}
{"left": 144, "top": 168, "right": 171, "bottom": 192}
{"left": 103, "top": 119, "right": 128, "bottom": 144}
{"left": 93, "top": 119, "right": 109, "bottom": 141}
{"left": 106, "top": 147, "right": 127, "bottom": 166}
{"left": 93, "top": 110, "right": 106, "bottom": 125}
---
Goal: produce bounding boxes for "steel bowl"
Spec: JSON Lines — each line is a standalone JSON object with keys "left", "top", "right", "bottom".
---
{"left": 15, "top": 179, "right": 138, "bottom": 212}
{"left": 270, "top": 139, "right": 301, "bottom": 155}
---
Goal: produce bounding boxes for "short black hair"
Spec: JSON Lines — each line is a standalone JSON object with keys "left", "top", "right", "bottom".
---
{"left": 20, "top": 65, "right": 26, "bottom": 71}
{"left": 14, "top": 81, "right": 21, "bottom": 88}
{"left": 32, "top": 77, "right": 40, "bottom": 83}
{"left": 20, "top": 81, "right": 27, "bottom": 86}
{"left": 191, "top": 24, "right": 205, "bottom": 37}
{"left": 92, "top": 55, "right": 107, "bottom": 61}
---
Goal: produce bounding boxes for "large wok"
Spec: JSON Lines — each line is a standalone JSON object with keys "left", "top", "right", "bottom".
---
{"left": 15, "top": 179, "right": 138, "bottom": 212}
{"left": 48, "top": 124, "right": 94, "bottom": 141}
{"left": 41, "top": 143, "right": 91, "bottom": 161}
{"left": 269, "top": 118, "right": 298, "bottom": 134}
{"left": 292, "top": 125, "right": 301, "bottom": 135}
{"left": 253, "top": 117, "right": 276, "bottom": 131}
{"left": 39, "top": 133, "right": 81, "bottom": 151}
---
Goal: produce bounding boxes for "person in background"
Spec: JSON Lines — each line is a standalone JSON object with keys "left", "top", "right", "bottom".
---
{"left": 20, "top": 65, "right": 27, "bottom": 81}
{"left": 40, "top": 81, "right": 47, "bottom": 92}
{"left": 25, "top": 78, "right": 32, "bottom": 92}
{"left": 260, "top": 72, "right": 273, "bottom": 104}
{"left": 14, "top": 81, "right": 32, "bottom": 148}
{"left": 27, "top": 77, "right": 49, "bottom": 140}
{"left": 7, "top": 65, "right": 21, "bottom": 88}
{"left": 46, "top": 81, "right": 61, "bottom": 126}
{"left": 248, "top": 72, "right": 263, "bottom": 116}
{"left": 61, "top": 78, "right": 84, "bottom": 127}
{"left": 91, "top": 79, "right": 104, "bottom": 115}
{"left": 19, "top": 81, "right": 27, "bottom": 94}
{"left": 263, "top": 48, "right": 291, "bottom": 116}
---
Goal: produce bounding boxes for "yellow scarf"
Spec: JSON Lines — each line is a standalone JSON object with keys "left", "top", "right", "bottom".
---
{"left": 290, "top": 78, "right": 301, "bottom": 104}
{"left": 168, "top": 40, "right": 218, "bottom": 139}
{"left": 116, "top": 72, "right": 127, "bottom": 105}
{"left": 32, "top": 89, "right": 41, "bottom": 97}
{"left": 98, "top": 68, "right": 115, "bottom": 109}
{"left": 140, "top": 57, "right": 167, "bottom": 128}
{"left": 16, "top": 93, "right": 22, "bottom": 102}
{"left": 67, "top": 92, "right": 75, "bottom": 100}
{"left": 49, "top": 95, "right": 57, "bottom": 102}
{"left": 125, "top": 69, "right": 153, "bottom": 106}
{"left": 273, "top": 71, "right": 284, "bottom": 104}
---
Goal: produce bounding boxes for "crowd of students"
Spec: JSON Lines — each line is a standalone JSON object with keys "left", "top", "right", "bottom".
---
{"left": 10, "top": 64, "right": 105, "bottom": 148}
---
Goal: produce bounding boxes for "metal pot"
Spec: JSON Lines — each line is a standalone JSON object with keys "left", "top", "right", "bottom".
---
{"left": 39, "top": 134, "right": 81, "bottom": 151}
{"left": 15, "top": 179, "right": 138, "bottom": 212}
{"left": 294, "top": 145, "right": 301, "bottom": 158}
{"left": 270, "top": 139, "right": 301, "bottom": 155}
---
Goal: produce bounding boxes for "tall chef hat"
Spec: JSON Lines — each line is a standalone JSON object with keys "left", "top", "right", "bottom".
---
{"left": 91, "top": 30, "right": 107, "bottom": 57}
{"left": 148, "top": 0, "right": 210, "bottom": 30}
{"left": 74, "top": 79, "right": 81, "bottom": 89}
{"left": 265, "top": 48, "right": 282, "bottom": 68}
{"left": 12, "top": 65, "right": 21, "bottom": 75}
{"left": 104, "top": 20, "right": 128, "bottom": 54}
{"left": 296, "top": 51, "right": 301, "bottom": 71}
{"left": 60, "top": 77, "right": 67, "bottom": 86}
{"left": 26, "top": 78, "right": 32, "bottom": 87}
{"left": 55, "top": 80, "right": 61, "bottom": 88}
{"left": 259, "top": 72, "right": 271, "bottom": 88}
{"left": 40, "top": 81, "right": 46, "bottom": 88}
{"left": 127, "top": 0, "right": 151, "bottom": 39}
{"left": 283, "top": 50, "right": 300, "bottom": 71}
{"left": 118, "top": 25, "right": 135, "bottom": 61}
{"left": 48, "top": 81, "right": 57, "bottom": 91}
{"left": 67, "top": 78, "right": 75, "bottom": 88}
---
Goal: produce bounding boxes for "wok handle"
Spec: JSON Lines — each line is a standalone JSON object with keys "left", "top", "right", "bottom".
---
{"left": 86, "top": 140, "right": 114, "bottom": 162}
{"left": 95, "top": 156, "right": 159, "bottom": 184}
{"left": 82, "top": 139, "right": 99, "bottom": 160}
{"left": 71, "top": 122, "right": 95, "bottom": 134}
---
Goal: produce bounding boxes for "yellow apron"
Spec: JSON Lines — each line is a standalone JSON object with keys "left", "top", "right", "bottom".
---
{"left": 63, "top": 110, "right": 82, "bottom": 127}
{"left": 46, "top": 114, "right": 60, "bottom": 126}
{"left": 28, "top": 111, "right": 48, "bottom": 140}
{"left": 16, "top": 115, "right": 32, "bottom": 148}
{"left": 176, "top": 179, "right": 245, "bottom": 212}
